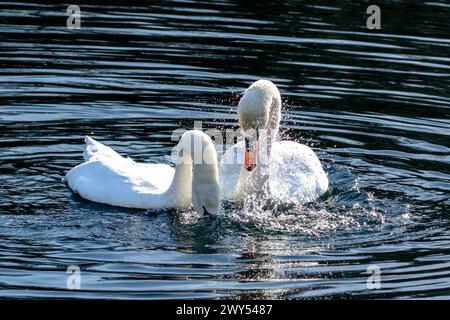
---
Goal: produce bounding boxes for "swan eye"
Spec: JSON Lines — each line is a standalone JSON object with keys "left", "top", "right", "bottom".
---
{"left": 178, "top": 148, "right": 183, "bottom": 157}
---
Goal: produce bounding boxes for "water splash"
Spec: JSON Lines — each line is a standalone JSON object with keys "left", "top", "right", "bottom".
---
{"left": 215, "top": 163, "right": 408, "bottom": 236}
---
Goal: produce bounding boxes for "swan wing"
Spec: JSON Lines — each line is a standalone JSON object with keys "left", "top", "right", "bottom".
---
{"left": 66, "top": 139, "right": 175, "bottom": 209}
{"left": 269, "top": 141, "right": 328, "bottom": 204}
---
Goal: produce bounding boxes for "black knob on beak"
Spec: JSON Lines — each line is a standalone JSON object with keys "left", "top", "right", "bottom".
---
{"left": 202, "top": 205, "right": 211, "bottom": 217}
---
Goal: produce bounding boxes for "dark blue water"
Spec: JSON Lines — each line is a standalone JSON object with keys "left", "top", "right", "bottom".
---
{"left": 0, "top": 0, "right": 449, "bottom": 299}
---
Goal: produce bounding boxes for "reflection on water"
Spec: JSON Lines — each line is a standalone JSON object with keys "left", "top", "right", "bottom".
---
{"left": 0, "top": 0, "right": 449, "bottom": 299}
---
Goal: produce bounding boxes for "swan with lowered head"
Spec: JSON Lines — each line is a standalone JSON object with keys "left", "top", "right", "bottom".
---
{"left": 65, "top": 130, "right": 220, "bottom": 216}
{"left": 219, "top": 80, "right": 328, "bottom": 204}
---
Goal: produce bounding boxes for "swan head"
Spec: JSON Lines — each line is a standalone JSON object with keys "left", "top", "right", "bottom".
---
{"left": 237, "top": 80, "right": 271, "bottom": 133}
{"left": 178, "top": 130, "right": 220, "bottom": 217}
{"left": 237, "top": 80, "right": 280, "bottom": 171}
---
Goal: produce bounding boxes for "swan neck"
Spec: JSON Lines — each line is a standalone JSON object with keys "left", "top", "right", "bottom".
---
{"left": 162, "top": 141, "right": 218, "bottom": 207}
{"left": 255, "top": 86, "right": 280, "bottom": 193}
{"left": 192, "top": 162, "right": 218, "bottom": 185}
{"left": 163, "top": 159, "right": 192, "bottom": 206}
{"left": 268, "top": 88, "right": 281, "bottom": 139}
{"left": 192, "top": 140, "right": 218, "bottom": 186}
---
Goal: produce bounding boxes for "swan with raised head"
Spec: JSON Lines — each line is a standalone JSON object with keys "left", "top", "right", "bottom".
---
{"left": 65, "top": 130, "right": 220, "bottom": 216}
{"left": 219, "top": 80, "right": 328, "bottom": 204}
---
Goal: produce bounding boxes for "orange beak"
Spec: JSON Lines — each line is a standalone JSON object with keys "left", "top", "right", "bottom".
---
{"left": 244, "top": 137, "right": 258, "bottom": 171}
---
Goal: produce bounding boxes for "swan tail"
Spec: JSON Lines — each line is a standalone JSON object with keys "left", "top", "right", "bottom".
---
{"left": 83, "top": 135, "right": 123, "bottom": 162}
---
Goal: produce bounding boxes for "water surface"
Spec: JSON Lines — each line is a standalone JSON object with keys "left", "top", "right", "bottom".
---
{"left": 0, "top": 0, "right": 449, "bottom": 299}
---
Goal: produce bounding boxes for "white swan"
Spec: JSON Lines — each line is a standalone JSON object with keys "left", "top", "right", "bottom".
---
{"left": 65, "top": 130, "right": 220, "bottom": 216}
{"left": 219, "top": 80, "right": 328, "bottom": 204}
